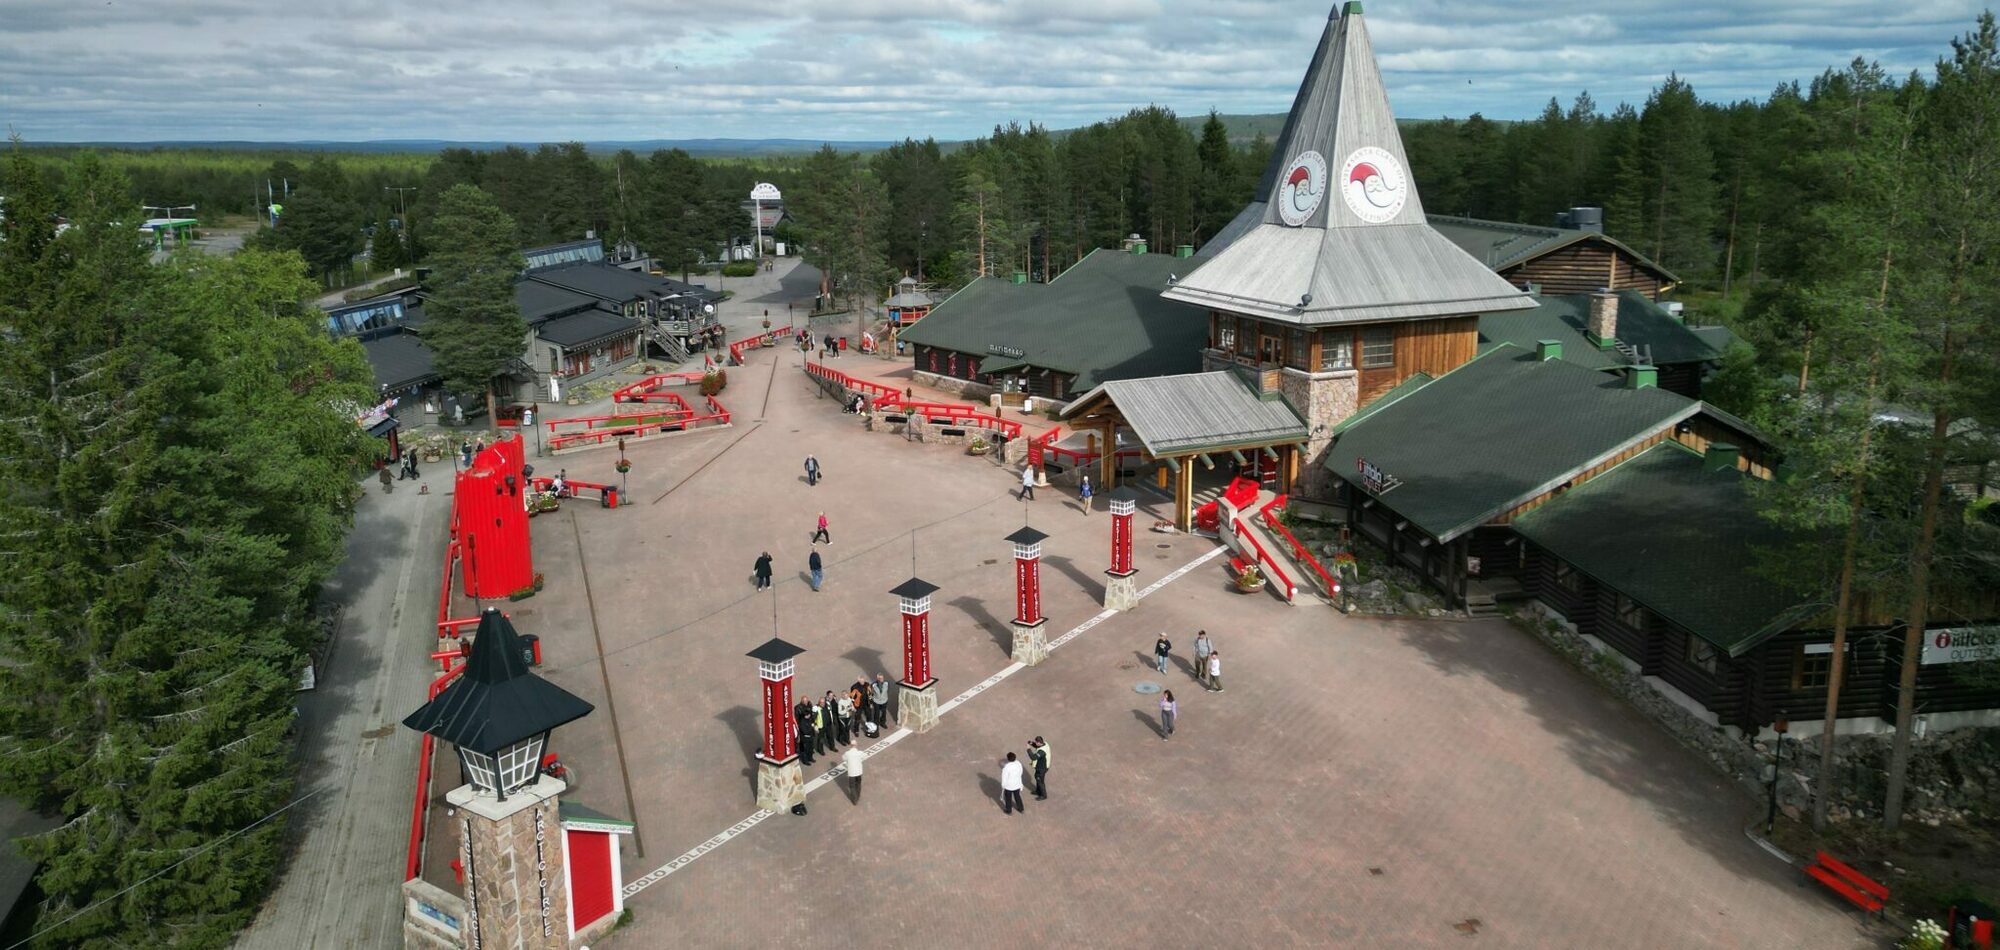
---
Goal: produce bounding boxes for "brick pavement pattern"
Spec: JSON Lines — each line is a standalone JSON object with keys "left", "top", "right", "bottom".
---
{"left": 484, "top": 340, "right": 1878, "bottom": 950}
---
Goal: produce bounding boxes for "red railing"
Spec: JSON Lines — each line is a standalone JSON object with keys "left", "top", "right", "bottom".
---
{"left": 613, "top": 372, "right": 705, "bottom": 403}
{"left": 727, "top": 328, "right": 787, "bottom": 364}
{"left": 407, "top": 659, "right": 464, "bottom": 882}
{"left": 803, "top": 361, "right": 1024, "bottom": 439}
{"left": 1258, "top": 494, "right": 1338, "bottom": 598}
{"left": 544, "top": 398, "right": 728, "bottom": 451}
{"left": 1232, "top": 516, "right": 1298, "bottom": 602}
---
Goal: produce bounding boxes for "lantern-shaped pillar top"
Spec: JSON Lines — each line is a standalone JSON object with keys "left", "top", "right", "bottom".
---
{"left": 748, "top": 637, "right": 805, "bottom": 682}
{"left": 1006, "top": 525, "right": 1049, "bottom": 561}
{"left": 1107, "top": 485, "right": 1140, "bottom": 517}
{"left": 890, "top": 576, "right": 939, "bottom": 615}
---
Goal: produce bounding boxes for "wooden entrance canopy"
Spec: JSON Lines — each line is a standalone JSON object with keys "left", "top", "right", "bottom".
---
{"left": 1060, "top": 371, "right": 1308, "bottom": 530}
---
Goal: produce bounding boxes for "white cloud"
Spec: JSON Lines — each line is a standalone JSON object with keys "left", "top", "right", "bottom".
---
{"left": 0, "top": 0, "right": 1984, "bottom": 141}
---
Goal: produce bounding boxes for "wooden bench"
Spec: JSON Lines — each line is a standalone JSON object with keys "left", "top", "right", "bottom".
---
{"left": 1803, "top": 851, "right": 1888, "bottom": 917}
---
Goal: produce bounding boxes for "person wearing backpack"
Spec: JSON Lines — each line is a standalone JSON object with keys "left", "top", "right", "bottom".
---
{"left": 1028, "top": 737, "right": 1051, "bottom": 801}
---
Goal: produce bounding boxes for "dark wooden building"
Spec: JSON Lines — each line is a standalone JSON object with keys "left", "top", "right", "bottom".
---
{"left": 1477, "top": 289, "right": 1728, "bottom": 398}
{"left": 1512, "top": 442, "right": 2000, "bottom": 737}
{"left": 1431, "top": 213, "right": 1680, "bottom": 301}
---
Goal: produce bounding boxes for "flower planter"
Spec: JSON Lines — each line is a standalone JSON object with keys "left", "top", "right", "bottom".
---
{"left": 967, "top": 444, "right": 990, "bottom": 456}
{"left": 1234, "top": 580, "right": 1266, "bottom": 594}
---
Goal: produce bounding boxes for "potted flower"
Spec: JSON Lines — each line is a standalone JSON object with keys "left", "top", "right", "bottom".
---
{"left": 616, "top": 459, "right": 632, "bottom": 474}
{"left": 1234, "top": 562, "right": 1266, "bottom": 594}
{"left": 967, "top": 437, "right": 990, "bottom": 456}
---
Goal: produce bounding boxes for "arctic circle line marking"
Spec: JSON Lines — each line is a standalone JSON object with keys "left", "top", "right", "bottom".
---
{"left": 622, "top": 543, "right": 1229, "bottom": 899}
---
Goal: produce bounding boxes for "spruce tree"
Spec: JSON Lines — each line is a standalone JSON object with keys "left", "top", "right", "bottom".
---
{"left": 423, "top": 184, "right": 529, "bottom": 434}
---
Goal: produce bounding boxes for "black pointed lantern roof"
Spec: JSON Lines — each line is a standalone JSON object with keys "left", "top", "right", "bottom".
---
{"left": 888, "top": 577, "right": 940, "bottom": 600}
{"left": 402, "top": 609, "right": 594, "bottom": 756}
{"left": 1005, "top": 525, "right": 1050, "bottom": 546}
{"left": 746, "top": 637, "right": 806, "bottom": 664}
{"left": 1107, "top": 485, "right": 1142, "bottom": 505}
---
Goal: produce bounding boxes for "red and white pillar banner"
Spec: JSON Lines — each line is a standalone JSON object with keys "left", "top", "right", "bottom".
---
{"left": 1109, "top": 495, "right": 1136, "bottom": 576}
{"left": 900, "top": 594, "right": 934, "bottom": 688}
{"left": 757, "top": 658, "right": 796, "bottom": 764}
{"left": 1013, "top": 540, "right": 1044, "bottom": 627}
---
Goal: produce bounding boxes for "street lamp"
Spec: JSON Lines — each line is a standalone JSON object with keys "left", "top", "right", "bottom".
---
{"left": 383, "top": 186, "right": 415, "bottom": 220}
{"left": 917, "top": 219, "right": 926, "bottom": 283}
{"left": 1765, "top": 718, "right": 1789, "bottom": 834}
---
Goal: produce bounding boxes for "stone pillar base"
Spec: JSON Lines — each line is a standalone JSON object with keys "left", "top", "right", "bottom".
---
{"left": 756, "top": 759, "right": 804, "bottom": 812}
{"left": 1104, "top": 571, "right": 1139, "bottom": 611}
{"left": 1011, "top": 621, "right": 1049, "bottom": 666}
{"left": 897, "top": 682, "right": 939, "bottom": 733}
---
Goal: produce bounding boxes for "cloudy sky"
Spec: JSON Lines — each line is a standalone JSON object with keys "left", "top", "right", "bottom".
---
{"left": 0, "top": 0, "right": 1985, "bottom": 143}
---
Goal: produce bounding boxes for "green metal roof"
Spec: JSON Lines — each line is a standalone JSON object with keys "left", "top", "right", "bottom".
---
{"left": 1512, "top": 442, "right": 1818, "bottom": 655}
{"left": 1062, "top": 371, "right": 1307, "bottom": 457}
{"left": 1328, "top": 371, "right": 1430, "bottom": 436}
{"left": 1324, "top": 344, "right": 1700, "bottom": 541}
{"left": 897, "top": 249, "right": 1207, "bottom": 390}
{"left": 1477, "top": 291, "right": 1723, "bottom": 369}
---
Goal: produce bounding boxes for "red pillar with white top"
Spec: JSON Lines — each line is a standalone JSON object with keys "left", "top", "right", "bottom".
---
{"left": 1104, "top": 485, "right": 1141, "bottom": 610}
{"left": 748, "top": 638, "right": 805, "bottom": 812}
{"left": 1006, "top": 526, "right": 1050, "bottom": 665}
{"left": 890, "top": 577, "right": 941, "bottom": 732}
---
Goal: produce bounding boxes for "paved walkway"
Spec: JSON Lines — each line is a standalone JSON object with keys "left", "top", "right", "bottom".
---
{"left": 236, "top": 468, "right": 446, "bottom": 948}
{"left": 411, "top": 341, "right": 1879, "bottom": 949}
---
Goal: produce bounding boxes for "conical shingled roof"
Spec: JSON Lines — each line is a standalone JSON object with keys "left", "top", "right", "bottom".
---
{"left": 402, "top": 609, "right": 594, "bottom": 756}
{"left": 1170, "top": 2, "right": 1532, "bottom": 325}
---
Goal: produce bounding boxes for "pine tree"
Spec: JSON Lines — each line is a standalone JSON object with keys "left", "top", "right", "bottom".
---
{"left": 1635, "top": 75, "right": 1721, "bottom": 281}
{"left": 371, "top": 205, "right": 406, "bottom": 272}
{"left": 423, "top": 184, "right": 529, "bottom": 433}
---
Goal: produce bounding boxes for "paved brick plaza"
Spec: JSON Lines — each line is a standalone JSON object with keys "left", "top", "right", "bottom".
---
{"left": 482, "top": 343, "right": 1880, "bottom": 949}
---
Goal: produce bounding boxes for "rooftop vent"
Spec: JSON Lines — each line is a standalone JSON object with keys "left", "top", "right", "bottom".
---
{"left": 1705, "top": 442, "right": 1739, "bottom": 473}
{"left": 1535, "top": 339, "right": 1563, "bottom": 362}
{"left": 1556, "top": 207, "right": 1604, "bottom": 233}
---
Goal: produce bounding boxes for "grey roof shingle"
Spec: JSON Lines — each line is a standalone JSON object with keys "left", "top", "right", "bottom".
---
{"left": 360, "top": 330, "right": 439, "bottom": 392}
{"left": 1477, "top": 291, "right": 1723, "bottom": 369}
{"left": 896, "top": 250, "right": 1208, "bottom": 390}
{"left": 1161, "top": 7, "right": 1534, "bottom": 325}
{"left": 515, "top": 281, "right": 602, "bottom": 321}
{"left": 1512, "top": 442, "right": 1816, "bottom": 655}
{"left": 1428, "top": 214, "right": 1680, "bottom": 285}
{"left": 1063, "top": 371, "right": 1307, "bottom": 457}
{"left": 530, "top": 262, "right": 682, "bottom": 304}
{"left": 1325, "top": 344, "right": 1701, "bottom": 541}
{"left": 537, "top": 309, "right": 639, "bottom": 348}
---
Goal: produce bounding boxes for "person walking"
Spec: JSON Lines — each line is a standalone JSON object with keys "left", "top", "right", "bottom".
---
{"left": 753, "top": 551, "right": 774, "bottom": 590}
{"left": 804, "top": 454, "right": 821, "bottom": 486}
{"left": 1153, "top": 633, "right": 1172, "bottom": 674}
{"left": 842, "top": 745, "right": 865, "bottom": 803}
{"left": 1019, "top": 465, "right": 1036, "bottom": 501}
{"left": 1206, "top": 650, "right": 1223, "bottom": 692}
{"left": 407, "top": 448, "right": 421, "bottom": 480}
{"left": 1000, "top": 752, "right": 1025, "bottom": 814}
{"left": 812, "top": 512, "right": 830, "bottom": 544}
{"left": 1159, "top": 689, "right": 1178, "bottom": 740}
{"left": 378, "top": 465, "right": 394, "bottom": 494}
{"left": 869, "top": 673, "right": 891, "bottom": 728}
{"left": 1028, "top": 737, "right": 1050, "bottom": 800}
{"left": 1193, "top": 630, "right": 1213, "bottom": 686}
{"left": 808, "top": 549, "right": 824, "bottom": 592}
{"left": 794, "top": 700, "right": 817, "bottom": 766}
{"left": 1078, "top": 474, "right": 1093, "bottom": 516}
{"left": 459, "top": 440, "right": 473, "bottom": 469}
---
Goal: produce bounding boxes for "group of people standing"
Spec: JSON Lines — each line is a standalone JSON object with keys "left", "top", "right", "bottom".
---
{"left": 795, "top": 674, "right": 893, "bottom": 769}
{"left": 1152, "top": 630, "right": 1222, "bottom": 741}
{"left": 997, "top": 737, "right": 1052, "bottom": 814}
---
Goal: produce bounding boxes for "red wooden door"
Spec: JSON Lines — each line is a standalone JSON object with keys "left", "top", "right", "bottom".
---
{"left": 567, "top": 829, "right": 614, "bottom": 931}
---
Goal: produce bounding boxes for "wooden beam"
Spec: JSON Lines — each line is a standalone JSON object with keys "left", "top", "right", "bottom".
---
{"left": 1098, "top": 422, "right": 1117, "bottom": 489}
{"left": 1175, "top": 456, "right": 1194, "bottom": 531}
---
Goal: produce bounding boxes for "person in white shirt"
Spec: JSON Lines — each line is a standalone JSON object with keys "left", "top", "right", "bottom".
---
{"left": 1207, "top": 650, "right": 1223, "bottom": 692}
{"left": 842, "top": 746, "right": 866, "bottom": 804}
{"left": 999, "top": 752, "right": 1025, "bottom": 814}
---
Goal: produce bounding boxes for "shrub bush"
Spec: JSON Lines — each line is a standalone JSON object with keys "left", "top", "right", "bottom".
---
{"left": 721, "top": 261, "right": 758, "bottom": 277}
{"left": 700, "top": 369, "right": 728, "bottom": 396}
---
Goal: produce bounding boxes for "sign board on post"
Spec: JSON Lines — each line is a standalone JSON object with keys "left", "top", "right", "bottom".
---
{"left": 1922, "top": 627, "right": 2000, "bottom": 666}
{"left": 750, "top": 182, "right": 782, "bottom": 201}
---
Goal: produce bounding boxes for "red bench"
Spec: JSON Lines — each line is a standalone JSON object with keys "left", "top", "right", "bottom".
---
{"left": 1803, "top": 851, "right": 1887, "bottom": 917}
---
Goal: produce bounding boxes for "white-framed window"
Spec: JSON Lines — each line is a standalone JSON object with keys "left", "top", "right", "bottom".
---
{"left": 1361, "top": 326, "right": 1396, "bottom": 368}
{"left": 459, "top": 748, "right": 498, "bottom": 792}
{"left": 1322, "top": 335, "right": 1353, "bottom": 371}
{"left": 497, "top": 736, "right": 546, "bottom": 792}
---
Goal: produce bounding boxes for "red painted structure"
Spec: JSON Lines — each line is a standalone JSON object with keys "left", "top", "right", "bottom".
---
{"left": 803, "top": 361, "right": 1025, "bottom": 440}
{"left": 1007, "top": 526, "right": 1049, "bottom": 629}
{"left": 749, "top": 639, "right": 805, "bottom": 765}
{"left": 1108, "top": 490, "right": 1136, "bottom": 577}
{"left": 544, "top": 399, "right": 730, "bottom": 452}
{"left": 892, "top": 578, "right": 940, "bottom": 689}
{"left": 455, "top": 435, "right": 533, "bottom": 599}
{"left": 1258, "top": 493, "right": 1339, "bottom": 598}
{"left": 567, "top": 830, "right": 613, "bottom": 928}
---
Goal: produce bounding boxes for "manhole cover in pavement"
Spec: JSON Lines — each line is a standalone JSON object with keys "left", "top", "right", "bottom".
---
{"left": 1155, "top": 543, "right": 1172, "bottom": 549}
{"left": 1133, "top": 681, "right": 1162, "bottom": 694}
{"left": 982, "top": 558, "right": 998, "bottom": 565}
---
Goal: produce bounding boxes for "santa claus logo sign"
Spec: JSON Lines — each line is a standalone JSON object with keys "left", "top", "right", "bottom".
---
{"left": 1277, "top": 150, "right": 1327, "bottom": 226}
{"left": 1341, "top": 146, "right": 1408, "bottom": 224}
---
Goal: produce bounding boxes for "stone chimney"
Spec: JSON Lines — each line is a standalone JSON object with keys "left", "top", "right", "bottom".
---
{"left": 1588, "top": 290, "right": 1619, "bottom": 348}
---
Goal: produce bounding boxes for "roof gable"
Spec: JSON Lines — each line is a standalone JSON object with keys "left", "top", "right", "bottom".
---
{"left": 1062, "top": 370, "right": 1307, "bottom": 457}
{"left": 1324, "top": 344, "right": 1700, "bottom": 540}
{"left": 1429, "top": 215, "right": 1680, "bottom": 285}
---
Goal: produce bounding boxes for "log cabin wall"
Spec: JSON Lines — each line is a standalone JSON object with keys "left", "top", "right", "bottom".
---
{"left": 1489, "top": 431, "right": 1672, "bottom": 526}
{"left": 1501, "top": 241, "right": 1669, "bottom": 300}
{"left": 1669, "top": 417, "right": 1775, "bottom": 479}
{"left": 1352, "top": 316, "right": 1479, "bottom": 406}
